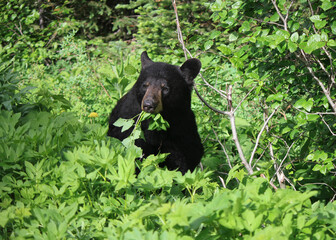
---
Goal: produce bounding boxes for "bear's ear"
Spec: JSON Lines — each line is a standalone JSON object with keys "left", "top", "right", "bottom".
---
{"left": 141, "top": 51, "right": 154, "bottom": 69}
{"left": 180, "top": 58, "right": 201, "bottom": 86}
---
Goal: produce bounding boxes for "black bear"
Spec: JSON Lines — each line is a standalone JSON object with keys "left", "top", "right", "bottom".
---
{"left": 108, "top": 51, "right": 203, "bottom": 174}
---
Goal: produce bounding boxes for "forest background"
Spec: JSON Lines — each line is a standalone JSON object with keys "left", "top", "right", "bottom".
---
{"left": 0, "top": 0, "right": 335, "bottom": 239}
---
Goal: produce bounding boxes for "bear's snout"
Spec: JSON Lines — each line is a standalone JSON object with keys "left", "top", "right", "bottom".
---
{"left": 141, "top": 84, "right": 163, "bottom": 114}
{"left": 142, "top": 98, "right": 157, "bottom": 113}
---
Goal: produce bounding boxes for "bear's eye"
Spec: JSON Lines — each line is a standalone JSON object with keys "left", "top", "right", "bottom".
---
{"left": 162, "top": 86, "right": 169, "bottom": 95}
{"left": 142, "top": 82, "right": 149, "bottom": 90}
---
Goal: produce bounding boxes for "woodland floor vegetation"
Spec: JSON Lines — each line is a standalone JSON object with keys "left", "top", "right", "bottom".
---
{"left": 0, "top": 0, "right": 335, "bottom": 239}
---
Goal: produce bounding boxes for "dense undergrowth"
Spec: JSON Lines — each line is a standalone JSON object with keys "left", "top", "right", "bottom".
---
{"left": 1, "top": 0, "right": 336, "bottom": 239}
{"left": 1, "top": 43, "right": 335, "bottom": 240}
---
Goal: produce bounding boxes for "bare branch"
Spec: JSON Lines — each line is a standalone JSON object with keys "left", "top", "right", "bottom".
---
{"left": 270, "top": 134, "right": 302, "bottom": 184}
{"left": 172, "top": 0, "right": 229, "bottom": 114}
{"left": 263, "top": 107, "right": 286, "bottom": 189}
{"left": 172, "top": 0, "right": 187, "bottom": 60}
{"left": 14, "top": 23, "right": 23, "bottom": 36}
{"left": 293, "top": 107, "right": 336, "bottom": 115}
{"left": 226, "top": 86, "right": 254, "bottom": 175}
{"left": 299, "top": 182, "right": 336, "bottom": 202}
{"left": 271, "top": 0, "right": 288, "bottom": 31}
{"left": 233, "top": 85, "right": 256, "bottom": 113}
{"left": 300, "top": 49, "right": 336, "bottom": 112}
{"left": 306, "top": 0, "right": 336, "bottom": 87}
{"left": 193, "top": 87, "right": 229, "bottom": 115}
{"left": 249, "top": 107, "right": 279, "bottom": 166}
{"left": 319, "top": 114, "right": 336, "bottom": 136}
{"left": 218, "top": 176, "right": 227, "bottom": 188}
{"left": 212, "top": 128, "right": 232, "bottom": 169}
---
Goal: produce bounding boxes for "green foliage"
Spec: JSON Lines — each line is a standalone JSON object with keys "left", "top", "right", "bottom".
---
{"left": 190, "top": 0, "right": 336, "bottom": 201}
{"left": 1, "top": 0, "right": 336, "bottom": 238}
{"left": 114, "top": 111, "right": 170, "bottom": 149}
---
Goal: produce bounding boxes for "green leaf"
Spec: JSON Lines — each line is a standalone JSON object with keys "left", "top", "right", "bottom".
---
{"left": 297, "top": 215, "right": 306, "bottom": 229}
{"left": 294, "top": 98, "right": 313, "bottom": 112}
{"left": 217, "top": 45, "right": 232, "bottom": 55}
{"left": 290, "top": 32, "right": 299, "bottom": 43}
{"left": 113, "top": 118, "right": 134, "bottom": 132}
{"left": 204, "top": 40, "right": 213, "bottom": 50}
{"left": 331, "top": 21, "right": 336, "bottom": 35}
{"left": 266, "top": 93, "right": 284, "bottom": 102}
{"left": 302, "top": 34, "right": 326, "bottom": 54}
{"left": 310, "top": 15, "right": 327, "bottom": 29}
{"left": 125, "top": 65, "right": 136, "bottom": 75}
{"left": 239, "top": 21, "right": 250, "bottom": 33}
{"left": 327, "top": 39, "right": 336, "bottom": 47}
{"left": 321, "top": 0, "right": 333, "bottom": 10}
{"left": 229, "top": 33, "right": 238, "bottom": 42}
{"left": 288, "top": 40, "right": 297, "bottom": 52}
{"left": 269, "top": 12, "right": 280, "bottom": 22}
{"left": 210, "top": 30, "right": 221, "bottom": 39}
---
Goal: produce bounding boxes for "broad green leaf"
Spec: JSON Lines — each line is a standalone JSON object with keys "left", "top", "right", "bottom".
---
{"left": 297, "top": 215, "right": 306, "bottom": 229}
{"left": 288, "top": 40, "right": 297, "bottom": 52}
{"left": 310, "top": 15, "right": 327, "bottom": 29}
{"left": 303, "top": 34, "right": 326, "bottom": 53}
{"left": 229, "top": 33, "right": 238, "bottom": 42}
{"left": 210, "top": 30, "right": 221, "bottom": 39}
{"left": 321, "top": 1, "right": 333, "bottom": 10}
{"left": 327, "top": 39, "right": 336, "bottom": 47}
{"left": 239, "top": 21, "right": 250, "bottom": 32}
{"left": 269, "top": 12, "right": 280, "bottom": 22}
{"left": 266, "top": 93, "right": 284, "bottom": 102}
{"left": 204, "top": 40, "right": 213, "bottom": 50}
{"left": 217, "top": 45, "right": 232, "bottom": 55}
{"left": 294, "top": 98, "right": 313, "bottom": 112}
{"left": 290, "top": 32, "right": 299, "bottom": 43}
{"left": 331, "top": 21, "right": 336, "bottom": 34}
{"left": 113, "top": 118, "right": 134, "bottom": 132}
{"left": 125, "top": 65, "right": 136, "bottom": 75}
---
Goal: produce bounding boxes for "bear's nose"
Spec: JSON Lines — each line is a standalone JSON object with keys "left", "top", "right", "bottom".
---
{"left": 142, "top": 99, "right": 157, "bottom": 113}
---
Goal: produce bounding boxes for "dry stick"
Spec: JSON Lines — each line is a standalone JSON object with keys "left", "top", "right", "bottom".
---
{"left": 172, "top": 0, "right": 228, "bottom": 116}
{"left": 218, "top": 176, "right": 227, "bottom": 188}
{"left": 233, "top": 85, "right": 256, "bottom": 113}
{"left": 227, "top": 86, "right": 254, "bottom": 175}
{"left": 307, "top": 0, "right": 336, "bottom": 88}
{"left": 172, "top": 0, "right": 187, "bottom": 60}
{"left": 294, "top": 107, "right": 336, "bottom": 136}
{"left": 265, "top": 109, "right": 286, "bottom": 189}
{"left": 300, "top": 50, "right": 336, "bottom": 112}
{"left": 270, "top": 135, "right": 300, "bottom": 184}
{"left": 319, "top": 114, "right": 336, "bottom": 136}
{"left": 172, "top": 0, "right": 254, "bottom": 176}
{"left": 212, "top": 128, "right": 232, "bottom": 169}
{"left": 172, "top": 1, "right": 227, "bottom": 99}
{"left": 249, "top": 106, "right": 279, "bottom": 166}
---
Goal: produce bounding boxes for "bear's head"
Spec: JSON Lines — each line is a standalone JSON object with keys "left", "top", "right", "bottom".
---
{"left": 135, "top": 51, "right": 201, "bottom": 115}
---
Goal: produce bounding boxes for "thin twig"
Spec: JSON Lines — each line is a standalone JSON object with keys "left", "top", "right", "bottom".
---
{"left": 218, "top": 176, "right": 227, "bottom": 188}
{"left": 227, "top": 86, "right": 254, "bottom": 175}
{"left": 294, "top": 107, "right": 336, "bottom": 115}
{"left": 249, "top": 107, "right": 279, "bottom": 166}
{"left": 270, "top": 134, "right": 302, "bottom": 184}
{"left": 271, "top": 0, "right": 288, "bottom": 31}
{"left": 233, "top": 85, "right": 256, "bottom": 113}
{"left": 299, "top": 49, "right": 336, "bottom": 112}
{"left": 172, "top": 0, "right": 229, "bottom": 114}
{"left": 193, "top": 87, "right": 229, "bottom": 115}
{"left": 264, "top": 108, "right": 286, "bottom": 189}
{"left": 212, "top": 128, "right": 232, "bottom": 169}
{"left": 319, "top": 114, "right": 336, "bottom": 136}
{"left": 172, "top": 0, "right": 187, "bottom": 60}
